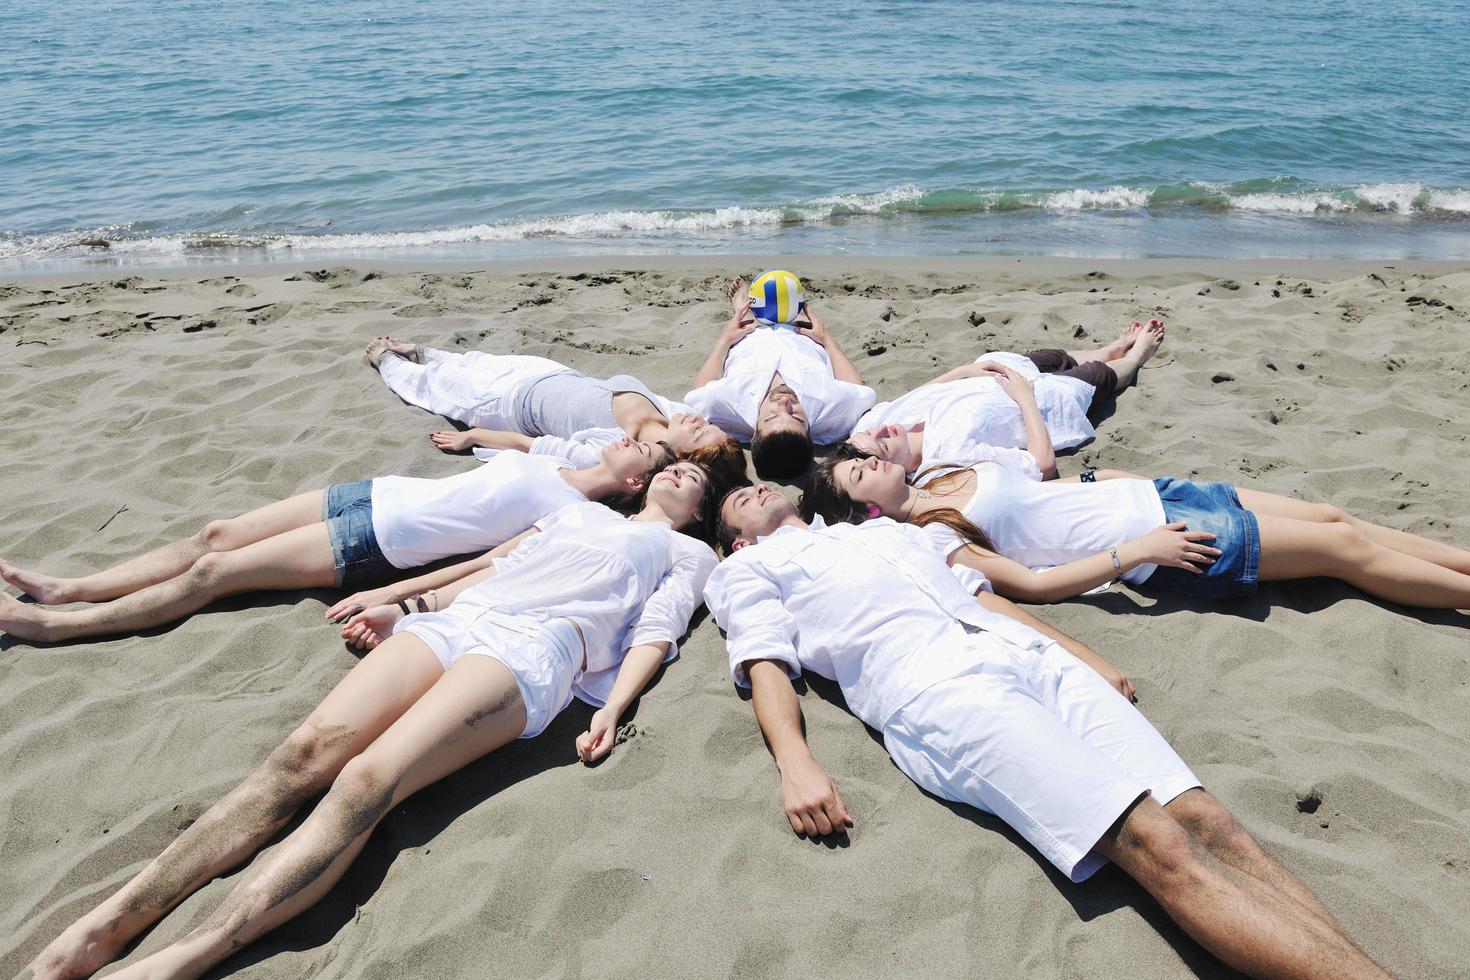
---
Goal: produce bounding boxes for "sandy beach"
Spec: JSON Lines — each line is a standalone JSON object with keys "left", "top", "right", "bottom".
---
{"left": 2, "top": 257, "right": 1468, "bottom": 978}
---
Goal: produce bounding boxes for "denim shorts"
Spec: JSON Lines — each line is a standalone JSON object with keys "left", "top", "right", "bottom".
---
{"left": 323, "top": 480, "right": 398, "bottom": 590}
{"left": 1145, "top": 478, "right": 1260, "bottom": 598}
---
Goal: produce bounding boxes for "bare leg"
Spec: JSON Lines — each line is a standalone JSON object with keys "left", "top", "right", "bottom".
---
{"left": 1097, "top": 797, "right": 1386, "bottom": 978}
{"left": 1238, "top": 488, "right": 1470, "bottom": 575}
{"left": 1103, "top": 319, "right": 1166, "bottom": 391}
{"left": 0, "top": 523, "right": 339, "bottom": 642}
{"left": 28, "top": 636, "right": 444, "bottom": 980}
{"left": 1067, "top": 319, "right": 1144, "bottom": 363}
{"left": 0, "top": 491, "right": 325, "bottom": 605}
{"left": 1255, "top": 513, "right": 1470, "bottom": 609}
{"left": 1165, "top": 789, "right": 1350, "bottom": 940}
{"left": 108, "top": 653, "right": 528, "bottom": 980}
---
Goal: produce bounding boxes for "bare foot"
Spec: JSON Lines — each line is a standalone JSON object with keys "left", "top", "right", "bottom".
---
{"left": 0, "top": 557, "right": 74, "bottom": 604}
{"left": 1110, "top": 320, "right": 1166, "bottom": 390}
{"left": 0, "top": 590, "right": 52, "bottom": 642}
{"left": 725, "top": 276, "right": 747, "bottom": 313}
{"left": 363, "top": 336, "right": 420, "bottom": 369}
{"left": 29, "top": 916, "right": 127, "bottom": 980}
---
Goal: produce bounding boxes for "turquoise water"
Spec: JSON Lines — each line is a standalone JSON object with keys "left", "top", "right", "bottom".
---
{"left": 3, "top": 0, "right": 1468, "bottom": 269}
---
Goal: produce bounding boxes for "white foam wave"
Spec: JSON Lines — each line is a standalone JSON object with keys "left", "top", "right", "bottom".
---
{"left": 1230, "top": 192, "right": 1352, "bottom": 213}
{"left": 1425, "top": 188, "right": 1470, "bottom": 213}
{"left": 1043, "top": 186, "right": 1150, "bottom": 210}
{"left": 1352, "top": 182, "right": 1423, "bottom": 213}
{"left": 800, "top": 184, "right": 928, "bottom": 215}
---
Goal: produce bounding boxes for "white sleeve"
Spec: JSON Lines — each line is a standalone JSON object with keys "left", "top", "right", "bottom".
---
{"left": 625, "top": 540, "right": 719, "bottom": 659}
{"left": 703, "top": 556, "right": 803, "bottom": 687}
{"left": 907, "top": 522, "right": 993, "bottom": 595}
{"left": 967, "top": 445, "right": 1043, "bottom": 481}
{"left": 684, "top": 378, "right": 753, "bottom": 440}
{"left": 527, "top": 428, "right": 620, "bottom": 470}
{"left": 809, "top": 380, "right": 878, "bottom": 445}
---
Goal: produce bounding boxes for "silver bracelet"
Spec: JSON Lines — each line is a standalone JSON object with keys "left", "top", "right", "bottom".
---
{"left": 1109, "top": 548, "right": 1123, "bottom": 577}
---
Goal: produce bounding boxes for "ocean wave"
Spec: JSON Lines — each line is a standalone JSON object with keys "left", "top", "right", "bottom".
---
{"left": 5, "top": 180, "right": 1468, "bottom": 260}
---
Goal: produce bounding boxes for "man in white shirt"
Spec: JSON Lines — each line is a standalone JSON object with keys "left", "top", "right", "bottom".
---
{"left": 706, "top": 484, "right": 1386, "bottom": 980}
{"left": 685, "top": 278, "right": 876, "bottom": 480}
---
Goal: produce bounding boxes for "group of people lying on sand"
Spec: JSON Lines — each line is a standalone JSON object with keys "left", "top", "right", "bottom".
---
{"left": 8, "top": 269, "right": 1468, "bottom": 979}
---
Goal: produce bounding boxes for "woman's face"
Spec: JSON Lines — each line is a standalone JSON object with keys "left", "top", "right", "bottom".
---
{"left": 831, "top": 455, "right": 908, "bottom": 516}
{"left": 602, "top": 436, "right": 662, "bottom": 483}
{"left": 846, "top": 424, "right": 913, "bottom": 471}
{"left": 646, "top": 460, "right": 707, "bottom": 526}
{"left": 665, "top": 413, "right": 723, "bottom": 453}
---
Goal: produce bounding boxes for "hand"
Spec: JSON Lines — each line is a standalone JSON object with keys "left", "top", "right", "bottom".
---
{"left": 429, "top": 429, "right": 476, "bottom": 452}
{"left": 325, "top": 586, "right": 401, "bottom": 623}
{"left": 576, "top": 706, "right": 620, "bottom": 763}
{"left": 779, "top": 755, "right": 853, "bottom": 836}
{"left": 1094, "top": 659, "right": 1138, "bottom": 702}
{"left": 1135, "top": 522, "right": 1221, "bottom": 573}
{"left": 794, "top": 303, "right": 832, "bottom": 347}
{"left": 339, "top": 603, "right": 405, "bottom": 650}
{"left": 990, "top": 364, "right": 1035, "bottom": 403}
{"left": 721, "top": 301, "right": 758, "bottom": 349}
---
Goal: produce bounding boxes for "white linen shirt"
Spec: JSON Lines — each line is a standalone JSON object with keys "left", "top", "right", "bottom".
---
{"left": 684, "top": 325, "right": 876, "bottom": 444}
{"left": 406, "top": 500, "right": 718, "bottom": 706}
{"left": 854, "top": 350, "right": 1097, "bottom": 465}
{"left": 369, "top": 453, "right": 583, "bottom": 569}
{"left": 473, "top": 426, "right": 620, "bottom": 467}
{"left": 704, "top": 517, "right": 1049, "bottom": 729}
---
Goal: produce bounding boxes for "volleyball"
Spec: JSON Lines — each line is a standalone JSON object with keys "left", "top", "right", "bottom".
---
{"left": 748, "top": 269, "right": 805, "bottom": 325}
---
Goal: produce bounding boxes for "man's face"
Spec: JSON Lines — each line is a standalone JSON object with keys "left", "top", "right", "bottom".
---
{"left": 755, "top": 384, "right": 809, "bottom": 440}
{"left": 721, "top": 483, "right": 796, "bottom": 548}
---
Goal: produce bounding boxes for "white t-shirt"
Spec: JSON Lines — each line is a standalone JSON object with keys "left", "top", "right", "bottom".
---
{"left": 684, "top": 325, "right": 876, "bottom": 444}
{"left": 924, "top": 455, "right": 1166, "bottom": 584}
{"left": 403, "top": 500, "right": 717, "bottom": 706}
{"left": 472, "top": 426, "right": 621, "bottom": 468}
{"left": 369, "top": 453, "right": 584, "bottom": 569}
{"left": 853, "top": 350, "right": 1097, "bottom": 465}
{"left": 704, "top": 517, "right": 1052, "bottom": 730}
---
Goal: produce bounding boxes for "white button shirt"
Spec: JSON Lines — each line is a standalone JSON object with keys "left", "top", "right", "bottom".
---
{"left": 854, "top": 351, "right": 1097, "bottom": 462}
{"left": 684, "top": 325, "right": 876, "bottom": 444}
{"left": 704, "top": 517, "right": 1048, "bottom": 729}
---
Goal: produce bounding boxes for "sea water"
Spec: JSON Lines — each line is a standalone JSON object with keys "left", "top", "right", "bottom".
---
{"left": 2, "top": 0, "right": 1468, "bottom": 270}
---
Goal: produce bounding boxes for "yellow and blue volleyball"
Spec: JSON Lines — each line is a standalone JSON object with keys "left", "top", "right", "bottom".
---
{"left": 748, "top": 269, "right": 804, "bottom": 324}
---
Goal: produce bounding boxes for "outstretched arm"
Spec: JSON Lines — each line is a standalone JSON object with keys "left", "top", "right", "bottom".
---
{"left": 576, "top": 641, "right": 670, "bottom": 762}
{"left": 992, "top": 367, "right": 1057, "bottom": 479}
{"left": 797, "top": 303, "right": 864, "bottom": 385}
{"left": 947, "top": 522, "right": 1219, "bottom": 604}
{"left": 749, "top": 659, "right": 853, "bottom": 836}
{"left": 976, "top": 591, "right": 1136, "bottom": 701}
{"left": 693, "top": 301, "right": 757, "bottom": 388}
{"left": 428, "top": 428, "right": 534, "bottom": 454}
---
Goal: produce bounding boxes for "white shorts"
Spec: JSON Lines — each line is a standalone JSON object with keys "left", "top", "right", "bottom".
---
{"left": 882, "top": 632, "right": 1200, "bottom": 882}
{"left": 399, "top": 609, "right": 584, "bottom": 739}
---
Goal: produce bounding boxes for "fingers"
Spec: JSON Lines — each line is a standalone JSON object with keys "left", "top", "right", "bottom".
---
{"left": 1183, "top": 531, "right": 1218, "bottom": 543}
{"left": 826, "top": 788, "right": 854, "bottom": 830}
{"left": 325, "top": 601, "right": 364, "bottom": 624}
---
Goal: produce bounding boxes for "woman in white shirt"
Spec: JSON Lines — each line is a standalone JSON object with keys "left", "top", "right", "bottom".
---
{"left": 807, "top": 447, "right": 1470, "bottom": 610}
{"left": 841, "top": 320, "right": 1166, "bottom": 479}
{"left": 29, "top": 462, "right": 719, "bottom": 980}
{"left": 0, "top": 438, "right": 672, "bottom": 643}
{"left": 365, "top": 337, "right": 746, "bottom": 485}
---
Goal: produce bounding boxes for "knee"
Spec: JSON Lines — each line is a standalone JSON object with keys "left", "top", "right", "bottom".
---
{"left": 1321, "top": 522, "right": 1375, "bottom": 567}
{"left": 1170, "top": 792, "right": 1257, "bottom": 859}
{"left": 328, "top": 755, "right": 400, "bottom": 832}
{"left": 264, "top": 724, "right": 349, "bottom": 793}
{"left": 196, "top": 519, "right": 235, "bottom": 552}
{"left": 187, "top": 550, "right": 232, "bottom": 587}
{"left": 1310, "top": 502, "right": 1352, "bottom": 525}
{"left": 1117, "top": 804, "right": 1208, "bottom": 888}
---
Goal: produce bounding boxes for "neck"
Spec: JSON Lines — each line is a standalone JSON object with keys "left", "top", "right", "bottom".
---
{"left": 779, "top": 514, "right": 808, "bottom": 532}
{"left": 905, "top": 429, "right": 926, "bottom": 475}
{"left": 632, "top": 501, "right": 678, "bottom": 527}
{"left": 562, "top": 464, "right": 626, "bottom": 500}
{"left": 898, "top": 486, "right": 934, "bottom": 522}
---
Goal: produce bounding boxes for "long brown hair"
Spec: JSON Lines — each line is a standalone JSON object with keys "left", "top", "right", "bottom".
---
{"left": 678, "top": 436, "right": 748, "bottom": 492}
{"left": 802, "top": 450, "right": 998, "bottom": 553}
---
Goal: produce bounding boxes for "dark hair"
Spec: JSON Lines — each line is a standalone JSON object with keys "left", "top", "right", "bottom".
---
{"left": 679, "top": 436, "right": 749, "bottom": 492}
{"left": 675, "top": 461, "right": 726, "bottom": 549}
{"left": 600, "top": 441, "right": 678, "bottom": 516}
{"left": 750, "top": 427, "right": 813, "bottom": 481}
{"left": 801, "top": 450, "right": 997, "bottom": 552}
{"left": 714, "top": 481, "right": 755, "bottom": 555}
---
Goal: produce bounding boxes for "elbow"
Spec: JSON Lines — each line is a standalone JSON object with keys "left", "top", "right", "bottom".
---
{"left": 1040, "top": 463, "right": 1059, "bottom": 481}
